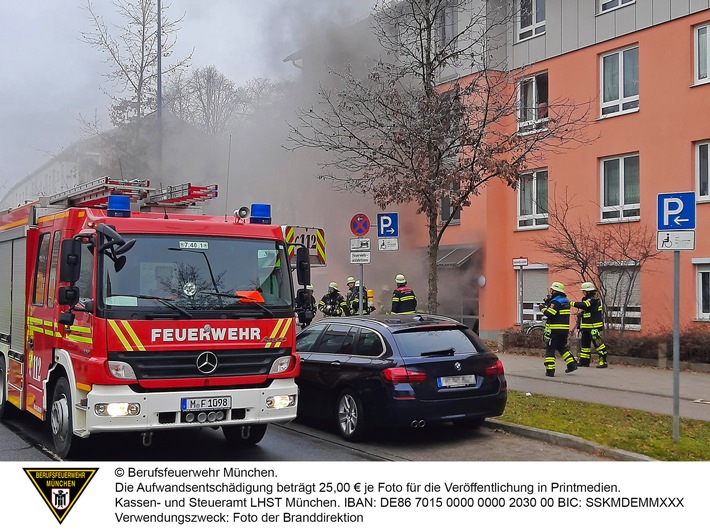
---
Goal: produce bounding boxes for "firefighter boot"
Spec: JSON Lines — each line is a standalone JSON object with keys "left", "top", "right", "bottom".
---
{"left": 544, "top": 356, "right": 556, "bottom": 377}
{"left": 578, "top": 350, "right": 591, "bottom": 367}
{"left": 597, "top": 354, "right": 608, "bottom": 369}
{"left": 562, "top": 352, "right": 578, "bottom": 373}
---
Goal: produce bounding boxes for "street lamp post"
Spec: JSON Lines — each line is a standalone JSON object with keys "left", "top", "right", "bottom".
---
{"left": 157, "top": 0, "right": 163, "bottom": 182}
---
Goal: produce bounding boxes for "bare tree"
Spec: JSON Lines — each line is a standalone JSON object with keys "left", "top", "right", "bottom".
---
{"left": 233, "top": 78, "right": 292, "bottom": 126}
{"left": 81, "top": 0, "right": 191, "bottom": 126}
{"left": 536, "top": 189, "right": 662, "bottom": 332}
{"left": 164, "top": 66, "right": 241, "bottom": 135}
{"left": 163, "top": 73, "right": 290, "bottom": 135}
{"left": 286, "top": 0, "right": 592, "bottom": 312}
{"left": 163, "top": 70, "right": 195, "bottom": 124}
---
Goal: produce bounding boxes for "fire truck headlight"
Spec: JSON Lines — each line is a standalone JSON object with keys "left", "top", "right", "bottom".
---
{"left": 108, "top": 361, "right": 137, "bottom": 380}
{"left": 266, "top": 395, "right": 296, "bottom": 409}
{"left": 95, "top": 403, "right": 141, "bottom": 416}
{"left": 269, "top": 356, "right": 292, "bottom": 374}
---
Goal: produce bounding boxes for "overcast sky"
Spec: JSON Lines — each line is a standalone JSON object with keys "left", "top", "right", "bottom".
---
{"left": 0, "top": 0, "right": 375, "bottom": 190}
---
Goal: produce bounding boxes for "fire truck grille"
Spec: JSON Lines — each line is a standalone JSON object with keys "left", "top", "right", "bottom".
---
{"left": 108, "top": 348, "right": 290, "bottom": 380}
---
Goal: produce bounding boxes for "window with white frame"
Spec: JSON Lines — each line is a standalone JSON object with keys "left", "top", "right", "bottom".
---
{"left": 440, "top": 180, "right": 461, "bottom": 225}
{"left": 518, "top": 0, "right": 545, "bottom": 41}
{"left": 437, "top": 2, "right": 458, "bottom": 51}
{"left": 601, "top": 46, "right": 639, "bottom": 116}
{"left": 698, "top": 141, "right": 709, "bottom": 200}
{"left": 601, "top": 154, "right": 640, "bottom": 220}
{"left": 599, "top": 263, "right": 641, "bottom": 330}
{"left": 696, "top": 24, "right": 709, "bottom": 84}
{"left": 518, "top": 72, "right": 549, "bottom": 133}
{"left": 697, "top": 263, "right": 710, "bottom": 320}
{"left": 518, "top": 169, "right": 548, "bottom": 228}
{"left": 599, "top": 0, "right": 634, "bottom": 13}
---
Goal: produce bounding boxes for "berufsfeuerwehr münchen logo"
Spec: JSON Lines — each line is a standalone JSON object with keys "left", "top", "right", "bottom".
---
{"left": 24, "top": 468, "right": 98, "bottom": 524}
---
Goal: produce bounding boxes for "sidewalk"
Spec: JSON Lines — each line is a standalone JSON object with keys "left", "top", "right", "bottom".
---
{"left": 497, "top": 351, "right": 710, "bottom": 422}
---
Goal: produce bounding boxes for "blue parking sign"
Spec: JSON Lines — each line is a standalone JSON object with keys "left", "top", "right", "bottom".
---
{"left": 377, "top": 213, "right": 399, "bottom": 237}
{"left": 657, "top": 192, "right": 696, "bottom": 230}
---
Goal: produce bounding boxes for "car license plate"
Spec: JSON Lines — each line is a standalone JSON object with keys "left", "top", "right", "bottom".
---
{"left": 181, "top": 396, "right": 232, "bottom": 411}
{"left": 438, "top": 375, "right": 477, "bottom": 388}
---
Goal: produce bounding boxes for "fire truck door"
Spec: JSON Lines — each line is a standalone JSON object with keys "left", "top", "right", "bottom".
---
{"left": 60, "top": 239, "right": 95, "bottom": 387}
{"left": 25, "top": 231, "right": 59, "bottom": 420}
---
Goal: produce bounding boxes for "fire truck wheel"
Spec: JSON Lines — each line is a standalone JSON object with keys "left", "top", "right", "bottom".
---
{"left": 222, "top": 423, "right": 268, "bottom": 446}
{"left": 0, "top": 356, "right": 6, "bottom": 419}
{"left": 50, "top": 377, "right": 80, "bottom": 458}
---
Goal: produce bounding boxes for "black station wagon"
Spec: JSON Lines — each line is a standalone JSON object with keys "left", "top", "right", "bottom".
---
{"left": 295, "top": 314, "right": 507, "bottom": 441}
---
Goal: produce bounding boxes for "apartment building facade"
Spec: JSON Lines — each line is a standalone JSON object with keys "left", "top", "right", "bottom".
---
{"left": 408, "top": 0, "right": 710, "bottom": 339}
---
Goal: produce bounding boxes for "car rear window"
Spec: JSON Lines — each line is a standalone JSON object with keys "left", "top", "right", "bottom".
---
{"left": 392, "top": 327, "right": 483, "bottom": 356}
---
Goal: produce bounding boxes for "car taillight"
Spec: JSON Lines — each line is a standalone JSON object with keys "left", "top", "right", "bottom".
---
{"left": 382, "top": 367, "right": 427, "bottom": 384}
{"left": 485, "top": 360, "right": 504, "bottom": 376}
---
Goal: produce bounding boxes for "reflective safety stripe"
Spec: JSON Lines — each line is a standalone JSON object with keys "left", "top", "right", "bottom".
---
{"left": 265, "top": 318, "right": 292, "bottom": 348}
{"left": 66, "top": 333, "right": 93, "bottom": 344}
{"left": 66, "top": 324, "right": 93, "bottom": 345}
{"left": 107, "top": 320, "right": 145, "bottom": 351}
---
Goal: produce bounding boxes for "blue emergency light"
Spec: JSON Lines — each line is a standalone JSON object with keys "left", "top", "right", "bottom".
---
{"left": 249, "top": 203, "right": 272, "bottom": 224}
{"left": 107, "top": 195, "right": 131, "bottom": 217}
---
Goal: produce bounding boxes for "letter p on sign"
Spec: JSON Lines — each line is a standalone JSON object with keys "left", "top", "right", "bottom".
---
{"left": 657, "top": 192, "right": 695, "bottom": 231}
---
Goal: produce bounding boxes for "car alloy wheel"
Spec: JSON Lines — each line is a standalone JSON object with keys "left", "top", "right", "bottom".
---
{"left": 336, "top": 390, "right": 367, "bottom": 442}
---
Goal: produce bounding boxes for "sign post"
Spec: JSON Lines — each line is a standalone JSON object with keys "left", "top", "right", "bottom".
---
{"left": 350, "top": 215, "right": 371, "bottom": 315}
{"left": 350, "top": 238, "right": 371, "bottom": 315}
{"left": 657, "top": 192, "right": 696, "bottom": 442}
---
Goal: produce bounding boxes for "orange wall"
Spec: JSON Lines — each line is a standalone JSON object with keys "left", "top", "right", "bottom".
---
{"left": 413, "top": 11, "right": 710, "bottom": 335}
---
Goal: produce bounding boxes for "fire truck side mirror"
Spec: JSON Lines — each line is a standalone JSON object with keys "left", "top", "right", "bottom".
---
{"left": 58, "top": 286, "right": 80, "bottom": 307}
{"left": 59, "top": 239, "right": 82, "bottom": 283}
{"left": 295, "top": 247, "right": 311, "bottom": 286}
{"left": 58, "top": 310, "right": 76, "bottom": 326}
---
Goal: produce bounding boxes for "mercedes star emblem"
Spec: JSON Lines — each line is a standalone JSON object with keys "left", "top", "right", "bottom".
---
{"left": 196, "top": 351, "right": 218, "bottom": 374}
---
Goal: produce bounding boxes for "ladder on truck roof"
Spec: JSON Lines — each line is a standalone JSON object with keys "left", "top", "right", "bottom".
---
{"left": 145, "top": 183, "right": 218, "bottom": 207}
{"left": 43, "top": 176, "right": 217, "bottom": 209}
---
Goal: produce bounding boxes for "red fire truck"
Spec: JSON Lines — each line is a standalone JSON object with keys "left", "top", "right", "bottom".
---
{"left": 0, "top": 177, "right": 311, "bottom": 458}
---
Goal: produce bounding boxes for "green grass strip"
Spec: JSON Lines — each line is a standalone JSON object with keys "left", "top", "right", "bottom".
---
{"left": 499, "top": 391, "right": 710, "bottom": 461}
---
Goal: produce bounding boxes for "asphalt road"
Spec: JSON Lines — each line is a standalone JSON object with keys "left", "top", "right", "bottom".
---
{"left": 0, "top": 409, "right": 609, "bottom": 462}
{"left": 4, "top": 351, "right": 706, "bottom": 462}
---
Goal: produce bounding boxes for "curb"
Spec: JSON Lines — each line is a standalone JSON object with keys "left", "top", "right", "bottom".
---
{"left": 484, "top": 419, "right": 655, "bottom": 462}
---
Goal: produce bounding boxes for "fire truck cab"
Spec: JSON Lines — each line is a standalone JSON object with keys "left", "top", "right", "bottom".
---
{"left": 0, "top": 177, "right": 311, "bottom": 458}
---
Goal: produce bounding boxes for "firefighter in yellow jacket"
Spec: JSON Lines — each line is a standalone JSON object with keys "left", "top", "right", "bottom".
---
{"left": 540, "top": 281, "right": 578, "bottom": 377}
{"left": 570, "top": 282, "right": 608, "bottom": 368}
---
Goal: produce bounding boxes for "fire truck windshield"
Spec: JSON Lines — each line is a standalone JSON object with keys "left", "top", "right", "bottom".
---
{"left": 99, "top": 235, "right": 293, "bottom": 316}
